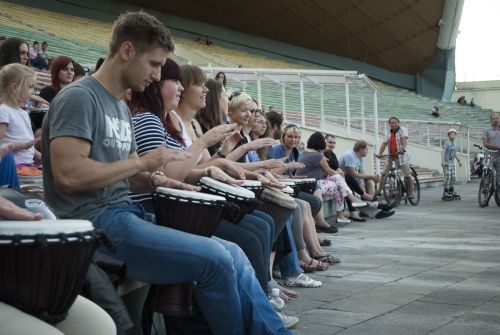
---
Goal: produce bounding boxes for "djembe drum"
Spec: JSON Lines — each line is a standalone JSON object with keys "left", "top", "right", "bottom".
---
{"left": 150, "top": 187, "right": 228, "bottom": 317}
{"left": 257, "top": 186, "right": 297, "bottom": 235}
{"left": 278, "top": 179, "right": 300, "bottom": 197}
{"left": 0, "top": 220, "right": 97, "bottom": 324}
{"left": 240, "top": 180, "right": 264, "bottom": 199}
{"left": 294, "top": 177, "right": 317, "bottom": 194}
{"left": 199, "top": 177, "right": 258, "bottom": 223}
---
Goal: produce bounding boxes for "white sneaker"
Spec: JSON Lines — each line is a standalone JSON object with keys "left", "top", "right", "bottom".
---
{"left": 278, "top": 310, "right": 299, "bottom": 329}
{"left": 352, "top": 201, "right": 368, "bottom": 208}
{"left": 284, "top": 273, "right": 322, "bottom": 288}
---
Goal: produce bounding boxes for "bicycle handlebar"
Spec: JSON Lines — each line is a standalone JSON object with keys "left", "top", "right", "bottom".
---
{"left": 473, "top": 144, "right": 498, "bottom": 153}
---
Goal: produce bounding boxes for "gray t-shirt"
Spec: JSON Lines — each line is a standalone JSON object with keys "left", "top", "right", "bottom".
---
{"left": 42, "top": 76, "right": 136, "bottom": 219}
{"left": 482, "top": 127, "right": 500, "bottom": 147}
{"left": 295, "top": 151, "right": 324, "bottom": 179}
{"left": 338, "top": 149, "right": 364, "bottom": 184}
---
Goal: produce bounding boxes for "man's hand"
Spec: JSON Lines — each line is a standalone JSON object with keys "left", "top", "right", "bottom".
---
{"left": 154, "top": 175, "right": 201, "bottom": 192}
{"left": 140, "top": 146, "right": 192, "bottom": 172}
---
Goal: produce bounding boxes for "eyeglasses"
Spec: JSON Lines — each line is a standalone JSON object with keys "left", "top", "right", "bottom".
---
{"left": 284, "top": 123, "right": 298, "bottom": 129}
{"left": 250, "top": 109, "right": 262, "bottom": 115}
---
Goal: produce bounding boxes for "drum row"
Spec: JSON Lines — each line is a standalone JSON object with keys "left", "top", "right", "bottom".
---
{"left": 0, "top": 177, "right": 315, "bottom": 323}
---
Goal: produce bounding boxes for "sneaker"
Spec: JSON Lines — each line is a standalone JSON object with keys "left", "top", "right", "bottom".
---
{"left": 406, "top": 192, "right": 415, "bottom": 199}
{"left": 277, "top": 310, "right": 299, "bottom": 329}
{"left": 336, "top": 218, "right": 351, "bottom": 224}
{"left": 375, "top": 210, "right": 395, "bottom": 219}
{"left": 377, "top": 203, "right": 395, "bottom": 212}
{"left": 284, "top": 273, "right": 322, "bottom": 288}
{"left": 352, "top": 201, "right": 368, "bottom": 208}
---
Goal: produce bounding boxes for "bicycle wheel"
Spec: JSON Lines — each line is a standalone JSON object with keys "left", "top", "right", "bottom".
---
{"left": 478, "top": 170, "right": 493, "bottom": 207}
{"left": 382, "top": 173, "right": 402, "bottom": 207}
{"left": 408, "top": 170, "right": 420, "bottom": 206}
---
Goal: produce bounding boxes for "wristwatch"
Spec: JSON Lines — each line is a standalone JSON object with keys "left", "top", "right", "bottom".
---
{"left": 150, "top": 170, "right": 166, "bottom": 188}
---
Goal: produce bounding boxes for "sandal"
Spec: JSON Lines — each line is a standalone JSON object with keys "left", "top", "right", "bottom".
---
{"left": 314, "top": 254, "right": 341, "bottom": 264}
{"left": 300, "top": 258, "right": 329, "bottom": 272}
{"left": 284, "top": 273, "right": 322, "bottom": 288}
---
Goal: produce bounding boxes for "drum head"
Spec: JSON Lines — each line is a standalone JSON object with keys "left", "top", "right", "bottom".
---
{"left": 241, "top": 180, "right": 262, "bottom": 188}
{"left": 282, "top": 186, "right": 295, "bottom": 196}
{"left": 261, "top": 187, "right": 297, "bottom": 209}
{"left": 199, "top": 177, "right": 255, "bottom": 199}
{"left": 0, "top": 220, "right": 94, "bottom": 236}
{"left": 155, "top": 187, "right": 226, "bottom": 202}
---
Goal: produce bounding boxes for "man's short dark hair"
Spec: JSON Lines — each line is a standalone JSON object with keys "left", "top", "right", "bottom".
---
{"left": 324, "top": 133, "right": 335, "bottom": 140}
{"left": 109, "top": 11, "right": 175, "bottom": 56}
{"left": 266, "top": 111, "right": 283, "bottom": 128}
{"left": 353, "top": 140, "right": 368, "bottom": 152}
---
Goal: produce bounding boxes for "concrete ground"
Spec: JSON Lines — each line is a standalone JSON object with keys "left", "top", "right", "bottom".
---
{"left": 284, "top": 181, "right": 500, "bottom": 335}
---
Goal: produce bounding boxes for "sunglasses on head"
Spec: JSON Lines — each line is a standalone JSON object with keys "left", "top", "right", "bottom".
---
{"left": 228, "top": 90, "right": 243, "bottom": 101}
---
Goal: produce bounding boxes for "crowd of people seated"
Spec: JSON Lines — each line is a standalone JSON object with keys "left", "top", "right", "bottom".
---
{"left": 0, "top": 10, "right": 415, "bottom": 335}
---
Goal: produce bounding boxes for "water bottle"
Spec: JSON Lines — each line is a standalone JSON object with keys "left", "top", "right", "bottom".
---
{"left": 269, "top": 288, "right": 285, "bottom": 311}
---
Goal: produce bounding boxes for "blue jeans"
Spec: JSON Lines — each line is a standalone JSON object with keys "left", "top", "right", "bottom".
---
{"left": 92, "top": 203, "right": 290, "bottom": 335}
{"left": 215, "top": 212, "right": 270, "bottom": 293}
{"left": 278, "top": 216, "right": 303, "bottom": 278}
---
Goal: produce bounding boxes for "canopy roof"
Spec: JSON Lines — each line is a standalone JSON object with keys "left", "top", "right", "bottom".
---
{"left": 120, "top": 0, "right": 445, "bottom": 74}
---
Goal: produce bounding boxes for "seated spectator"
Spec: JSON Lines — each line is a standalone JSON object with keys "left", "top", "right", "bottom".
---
{"left": 0, "top": 63, "right": 41, "bottom": 176}
{"left": 215, "top": 71, "right": 227, "bottom": 87}
{"left": 0, "top": 37, "right": 29, "bottom": 66}
{"left": 39, "top": 56, "right": 75, "bottom": 103}
{"left": 338, "top": 140, "right": 379, "bottom": 201}
{"left": 40, "top": 41, "right": 52, "bottom": 66}
{"left": 28, "top": 41, "right": 49, "bottom": 70}
{"left": 431, "top": 105, "right": 440, "bottom": 118}
{"left": 0, "top": 38, "right": 48, "bottom": 109}
{"left": 73, "top": 62, "right": 86, "bottom": 81}
{"left": 470, "top": 98, "right": 476, "bottom": 108}
{"left": 457, "top": 95, "right": 467, "bottom": 105}
{"left": 296, "top": 132, "right": 367, "bottom": 224}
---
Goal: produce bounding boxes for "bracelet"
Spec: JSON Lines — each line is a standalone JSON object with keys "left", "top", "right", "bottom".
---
{"left": 216, "top": 148, "right": 226, "bottom": 159}
{"left": 150, "top": 170, "right": 165, "bottom": 188}
{"left": 204, "top": 167, "right": 212, "bottom": 177}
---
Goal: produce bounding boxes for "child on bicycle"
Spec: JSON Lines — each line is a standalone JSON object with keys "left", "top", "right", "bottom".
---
{"left": 441, "top": 128, "right": 462, "bottom": 200}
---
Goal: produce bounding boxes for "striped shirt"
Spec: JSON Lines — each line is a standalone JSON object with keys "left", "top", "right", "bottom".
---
{"left": 129, "top": 112, "right": 185, "bottom": 204}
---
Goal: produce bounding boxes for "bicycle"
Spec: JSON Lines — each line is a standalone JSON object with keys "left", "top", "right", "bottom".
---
{"left": 473, "top": 144, "right": 500, "bottom": 207}
{"left": 377, "top": 155, "right": 420, "bottom": 207}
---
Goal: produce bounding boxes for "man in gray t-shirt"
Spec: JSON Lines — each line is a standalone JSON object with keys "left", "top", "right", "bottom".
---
{"left": 42, "top": 76, "right": 137, "bottom": 219}
{"left": 482, "top": 113, "right": 500, "bottom": 178}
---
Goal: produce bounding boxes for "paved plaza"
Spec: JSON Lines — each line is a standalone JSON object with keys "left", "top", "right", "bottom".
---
{"left": 286, "top": 181, "right": 500, "bottom": 335}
